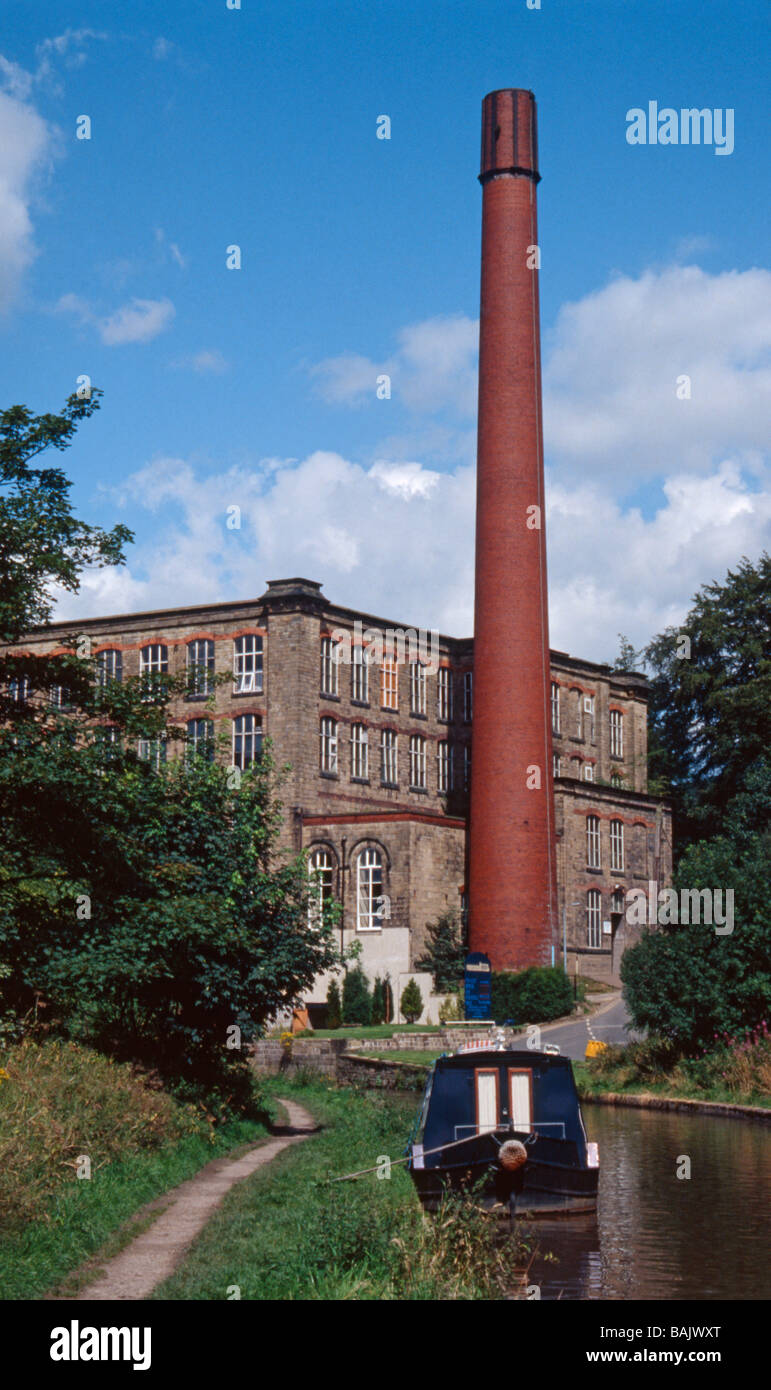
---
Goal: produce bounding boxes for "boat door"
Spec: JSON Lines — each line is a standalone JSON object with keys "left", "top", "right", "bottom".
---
{"left": 508, "top": 1068, "right": 533, "bottom": 1133}
{"left": 474, "top": 1068, "right": 499, "bottom": 1133}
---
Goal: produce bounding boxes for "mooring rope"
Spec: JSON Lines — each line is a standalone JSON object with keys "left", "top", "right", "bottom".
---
{"left": 329, "top": 1128, "right": 508, "bottom": 1184}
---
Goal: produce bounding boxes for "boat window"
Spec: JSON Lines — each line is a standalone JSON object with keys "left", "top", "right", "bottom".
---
{"left": 475, "top": 1069, "right": 498, "bottom": 1133}
{"left": 508, "top": 1069, "right": 533, "bottom": 1133}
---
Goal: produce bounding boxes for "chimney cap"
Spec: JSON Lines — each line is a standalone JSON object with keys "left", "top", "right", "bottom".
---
{"left": 480, "top": 88, "right": 540, "bottom": 184}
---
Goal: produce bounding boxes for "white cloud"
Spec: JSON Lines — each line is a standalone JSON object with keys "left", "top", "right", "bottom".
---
{"left": 152, "top": 38, "right": 174, "bottom": 61}
{"left": 311, "top": 314, "right": 478, "bottom": 416}
{"left": 57, "top": 293, "right": 175, "bottom": 344}
{"left": 172, "top": 348, "right": 229, "bottom": 375}
{"left": 0, "top": 89, "right": 53, "bottom": 310}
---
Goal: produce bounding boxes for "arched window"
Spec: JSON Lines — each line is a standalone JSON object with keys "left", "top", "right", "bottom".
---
{"left": 586, "top": 814, "right": 601, "bottom": 869}
{"left": 320, "top": 637, "right": 339, "bottom": 696}
{"left": 140, "top": 644, "right": 168, "bottom": 699}
{"left": 356, "top": 847, "right": 383, "bottom": 931}
{"left": 187, "top": 639, "right": 214, "bottom": 696}
{"left": 96, "top": 648, "right": 122, "bottom": 686}
{"left": 233, "top": 635, "right": 263, "bottom": 694}
{"left": 187, "top": 717, "right": 214, "bottom": 762}
{"left": 409, "top": 734, "right": 426, "bottom": 789}
{"left": 320, "top": 716, "right": 338, "bottom": 773}
{"left": 586, "top": 890, "right": 602, "bottom": 949}
{"left": 437, "top": 667, "right": 453, "bottom": 721}
{"left": 350, "top": 723, "right": 368, "bottom": 779}
{"left": 233, "top": 714, "right": 262, "bottom": 770}
{"left": 308, "top": 847, "right": 335, "bottom": 926}
{"left": 380, "top": 729, "right": 397, "bottom": 785}
{"left": 410, "top": 661, "right": 426, "bottom": 716}
{"left": 610, "top": 819, "right": 624, "bottom": 872}
{"left": 610, "top": 709, "right": 624, "bottom": 759}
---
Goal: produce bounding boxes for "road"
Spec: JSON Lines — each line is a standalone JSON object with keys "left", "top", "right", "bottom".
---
{"left": 506, "top": 993, "right": 639, "bottom": 1060}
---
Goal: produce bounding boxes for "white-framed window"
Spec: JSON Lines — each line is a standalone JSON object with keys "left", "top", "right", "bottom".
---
{"left": 587, "top": 889, "right": 602, "bottom": 949}
{"left": 187, "top": 639, "right": 215, "bottom": 696}
{"left": 350, "top": 722, "right": 368, "bottom": 779}
{"left": 138, "top": 736, "right": 166, "bottom": 770}
{"left": 140, "top": 644, "right": 168, "bottom": 676}
{"left": 381, "top": 656, "right": 398, "bottom": 710}
{"left": 233, "top": 713, "right": 262, "bottom": 770}
{"left": 610, "top": 709, "right": 624, "bottom": 758}
{"left": 463, "top": 671, "right": 473, "bottom": 722}
{"left": 233, "top": 634, "right": 263, "bottom": 694}
{"left": 49, "top": 684, "right": 71, "bottom": 709}
{"left": 583, "top": 763, "right": 594, "bottom": 782}
{"left": 611, "top": 887, "right": 625, "bottom": 916}
{"left": 320, "top": 716, "right": 338, "bottom": 773}
{"left": 187, "top": 717, "right": 214, "bottom": 761}
{"left": 584, "top": 694, "right": 596, "bottom": 742}
{"left": 586, "top": 814, "right": 601, "bottom": 869}
{"left": 352, "top": 646, "right": 369, "bottom": 703}
{"left": 437, "top": 666, "right": 453, "bottom": 721}
{"left": 437, "top": 739, "right": 453, "bottom": 793}
{"left": 320, "top": 636, "right": 339, "bottom": 696}
{"left": 380, "top": 728, "right": 398, "bottom": 785}
{"left": 463, "top": 744, "right": 471, "bottom": 792}
{"left": 573, "top": 689, "right": 583, "bottom": 739}
{"left": 551, "top": 681, "right": 561, "bottom": 735}
{"left": 611, "top": 772, "right": 623, "bottom": 788}
{"left": 610, "top": 819, "right": 625, "bottom": 872}
{"left": 409, "top": 661, "right": 426, "bottom": 716}
{"left": 96, "top": 648, "right": 122, "bottom": 685}
{"left": 308, "top": 847, "right": 334, "bottom": 927}
{"left": 356, "top": 848, "right": 383, "bottom": 931}
{"left": 8, "top": 676, "right": 31, "bottom": 703}
{"left": 553, "top": 754, "right": 561, "bottom": 778}
{"left": 409, "top": 734, "right": 426, "bottom": 789}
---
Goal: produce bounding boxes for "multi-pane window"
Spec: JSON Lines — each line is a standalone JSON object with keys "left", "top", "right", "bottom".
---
{"left": 140, "top": 644, "right": 168, "bottom": 699}
{"left": 583, "top": 763, "right": 594, "bottom": 782}
{"left": 437, "top": 740, "right": 453, "bottom": 793}
{"left": 138, "top": 737, "right": 166, "bottom": 770}
{"left": 187, "top": 717, "right": 214, "bottom": 761}
{"left": 356, "top": 848, "right": 383, "bottom": 931}
{"left": 611, "top": 888, "right": 625, "bottom": 917}
{"left": 352, "top": 646, "right": 369, "bottom": 703}
{"left": 586, "top": 890, "right": 602, "bottom": 949}
{"left": 187, "top": 639, "right": 214, "bottom": 696}
{"left": 553, "top": 754, "right": 561, "bottom": 778}
{"left": 320, "top": 637, "right": 339, "bottom": 696}
{"left": 8, "top": 676, "right": 31, "bottom": 702}
{"left": 586, "top": 814, "right": 601, "bottom": 869}
{"left": 409, "top": 734, "right": 426, "bottom": 789}
{"left": 611, "top": 772, "right": 623, "bottom": 788}
{"left": 96, "top": 649, "right": 122, "bottom": 685}
{"left": 610, "top": 709, "right": 624, "bottom": 758}
{"left": 610, "top": 819, "right": 625, "bottom": 872}
{"left": 409, "top": 662, "right": 426, "bottom": 716}
{"left": 381, "top": 657, "right": 398, "bottom": 710}
{"left": 233, "top": 635, "right": 263, "bottom": 694}
{"left": 551, "top": 681, "right": 561, "bottom": 735}
{"left": 49, "top": 685, "right": 70, "bottom": 709}
{"left": 308, "top": 848, "right": 334, "bottom": 927}
{"left": 381, "top": 728, "right": 398, "bottom": 785}
{"left": 463, "top": 671, "right": 473, "bottom": 722}
{"left": 584, "top": 694, "right": 596, "bottom": 742}
{"left": 463, "top": 744, "right": 471, "bottom": 792}
{"left": 319, "top": 716, "right": 338, "bottom": 773}
{"left": 573, "top": 690, "right": 583, "bottom": 739}
{"left": 350, "top": 722, "right": 368, "bottom": 779}
{"left": 437, "top": 666, "right": 453, "bottom": 721}
{"left": 233, "top": 713, "right": 262, "bottom": 770}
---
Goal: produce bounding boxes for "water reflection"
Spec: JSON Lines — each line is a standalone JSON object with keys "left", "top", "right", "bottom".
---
{"left": 525, "top": 1105, "right": 771, "bottom": 1300}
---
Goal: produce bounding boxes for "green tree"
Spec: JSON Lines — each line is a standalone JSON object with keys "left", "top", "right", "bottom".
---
{"left": 371, "top": 976, "right": 386, "bottom": 1026}
{"left": 645, "top": 555, "right": 771, "bottom": 849}
{"left": 415, "top": 910, "right": 466, "bottom": 993}
{"left": 342, "top": 966, "right": 371, "bottom": 1026}
{"left": 326, "top": 978, "right": 342, "bottom": 1031}
{"left": 621, "top": 758, "right": 771, "bottom": 1053}
{"left": 400, "top": 978, "right": 423, "bottom": 1024}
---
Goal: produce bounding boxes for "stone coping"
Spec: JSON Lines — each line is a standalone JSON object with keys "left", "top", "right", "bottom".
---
{"left": 581, "top": 1090, "right": 771, "bottom": 1122}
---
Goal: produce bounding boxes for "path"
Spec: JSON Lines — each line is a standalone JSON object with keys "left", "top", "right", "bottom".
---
{"left": 73, "top": 1098, "right": 317, "bottom": 1301}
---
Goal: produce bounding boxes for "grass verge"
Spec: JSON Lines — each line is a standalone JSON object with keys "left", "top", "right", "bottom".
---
{"left": 575, "top": 1035, "right": 771, "bottom": 1109}
{"left": 153, "top": 1078, "right": 534, "bottom": 1300}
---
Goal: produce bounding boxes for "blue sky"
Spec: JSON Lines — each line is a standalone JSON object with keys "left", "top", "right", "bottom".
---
{"left": 1, "top": 0, "right": 769, "bottom": 660}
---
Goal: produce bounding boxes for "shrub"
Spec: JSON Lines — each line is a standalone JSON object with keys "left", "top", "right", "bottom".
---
{"left": 439, "top": 993, "right": 464, "bottom": 1024}
{"left": 415, "top": 911, "right": 466, "bottom": 993}
{"left": 342, "top": 967, "right": 372, "bottom": 1026}
{"left": 491, "top": 967, "right": 573, "bottom": 1025}
{"left": 326, "top": 978, "right": 342, "bottom": 1031}
{"left": 371, "top": 977, "right": 386, "bottom": 1026}
{"left": 400, "top": 979, "right": 423, "bottom": 1024}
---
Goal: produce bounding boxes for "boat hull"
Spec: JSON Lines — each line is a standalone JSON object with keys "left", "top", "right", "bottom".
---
{"left": 410, "top": 1155, "right": 598, "bottom": 1217}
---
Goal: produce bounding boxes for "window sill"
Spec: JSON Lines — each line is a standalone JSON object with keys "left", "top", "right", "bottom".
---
{"left": 185, "top": 693, "right": 211, "bottom": 702}
{"left": 380, "top": 780, "right": 399, "bottom": 790}
{"left": 380, "top": 705, "right": 399, "bottom": 714}
{"left": 586, "top": 866, "right": 603, "bottom": 875}
{"left": 351, "top": 699, "right": 370, "bottom": 709}
{"left": 320, "top": 692, "right": 341, "bottom": 702}
{"left": 410, "top": 711, "right": 428, "bottom": 721}
{"left": 351, "top": 777, "right": 370, "bottom": 785}
{"left": 232, "top": 688, "right": 264, "bottom": 698}
{"left": 409, "top": 786, "right": 428, "bottom": 795}
{"left": 320, "top": 770, "right": 339, "bottom": 780}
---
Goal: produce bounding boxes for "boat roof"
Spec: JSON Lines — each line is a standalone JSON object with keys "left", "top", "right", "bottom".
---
{"left": 436, "top": 1048, "right": 571, "bottom": 1070}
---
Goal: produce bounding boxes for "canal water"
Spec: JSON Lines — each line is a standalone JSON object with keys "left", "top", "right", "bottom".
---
{"left": 525, "top": 1104, "right": 771, "bottom": 1300}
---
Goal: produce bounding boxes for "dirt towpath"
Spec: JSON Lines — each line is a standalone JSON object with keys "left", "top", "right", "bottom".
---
{"left": 74, "top": 1098, "right": 317, "bottom": 1301}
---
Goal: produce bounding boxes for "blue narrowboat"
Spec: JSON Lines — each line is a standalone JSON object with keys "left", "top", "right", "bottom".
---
{"left": 407, "top": 1041, "right": 599, "bottom": 1216}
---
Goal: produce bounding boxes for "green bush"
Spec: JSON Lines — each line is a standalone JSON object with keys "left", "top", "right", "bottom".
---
{"left": 400, "top": 978, "right": 423, "bottom": 1024}
{"left": 491, "top": 967, "right": 573, "bottom": 1025}
{"left": 371, "top": 977, "right": 386, "bottom": 1026}
{"left": 326, "top": 978, "right": 342, "bottom": 1031}
{"left": 438, "top": 992, "right": 464, "bottom": 1024}
{"left": 342, "top": 967, "right": 371, "bottom": 1025}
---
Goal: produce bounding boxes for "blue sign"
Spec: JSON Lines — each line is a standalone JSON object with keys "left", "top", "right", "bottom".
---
{"left": 464, "top": 951, "right": 492, "bottom": 1021}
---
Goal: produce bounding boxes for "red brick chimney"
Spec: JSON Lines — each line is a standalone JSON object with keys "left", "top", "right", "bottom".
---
{"left": 468, "top": 89, "right": 558, "bottom": 970}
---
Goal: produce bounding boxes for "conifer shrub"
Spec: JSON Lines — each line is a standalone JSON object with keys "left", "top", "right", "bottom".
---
{"left": 342, "top": 967, "right": 372, "bottom": 1026}
{"left": 400, "top": 978, "right": 423, "bottom": 1024}
{"left": 326, "top": 978, "right": 342, "bottom": 1031}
